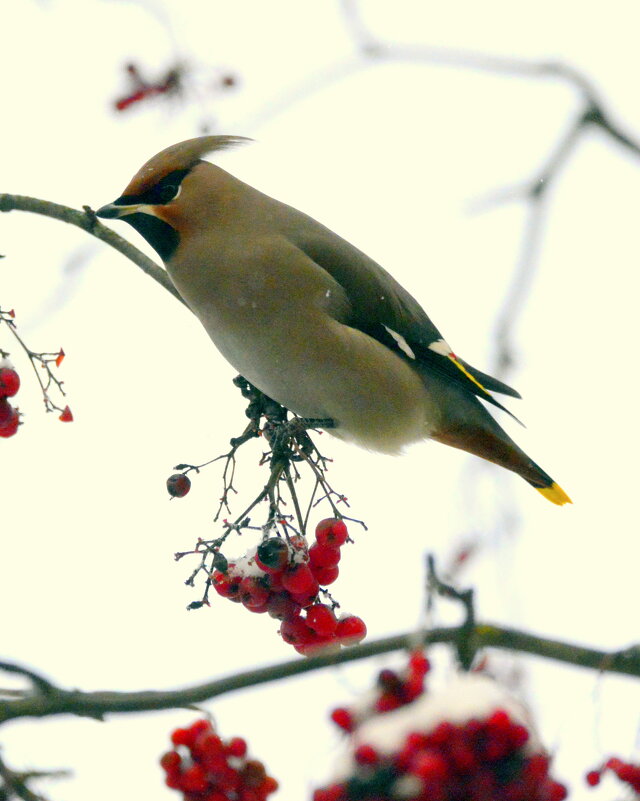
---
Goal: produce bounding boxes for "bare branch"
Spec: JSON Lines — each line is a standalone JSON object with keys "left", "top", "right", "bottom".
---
{"left": 0, "top": 626, "right": 637, "bottom": 726}
{"left": 0, "top": 195, "right": 185, "bottom": 307}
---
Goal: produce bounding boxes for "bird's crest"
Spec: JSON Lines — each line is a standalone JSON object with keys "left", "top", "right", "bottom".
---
{"left": 123, "top": 135, "right": 252, "bottom": 196}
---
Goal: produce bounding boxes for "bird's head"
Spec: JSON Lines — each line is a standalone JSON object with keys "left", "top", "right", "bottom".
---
{"left": 96, "top": 135, "right": 251, "bottom": 260}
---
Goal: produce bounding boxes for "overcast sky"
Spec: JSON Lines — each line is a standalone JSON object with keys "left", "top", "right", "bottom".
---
{"left": 2, "top": 2, "right": 640, "bottom": 800}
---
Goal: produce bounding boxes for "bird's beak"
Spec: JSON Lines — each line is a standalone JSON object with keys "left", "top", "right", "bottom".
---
{"left": 95, "top": 201, "right": 144, "bottom": 219}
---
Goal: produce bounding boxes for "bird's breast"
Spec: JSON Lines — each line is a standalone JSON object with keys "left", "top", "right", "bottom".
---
{"left": 167, "top": 242, "right": 440, "bottom": 454}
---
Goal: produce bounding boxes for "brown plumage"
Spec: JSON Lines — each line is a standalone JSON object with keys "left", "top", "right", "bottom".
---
{"left": 96, "top": 136, "right": 571, "bottom": 505}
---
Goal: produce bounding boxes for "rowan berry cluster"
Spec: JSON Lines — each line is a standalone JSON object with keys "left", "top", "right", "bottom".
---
{"left": 161, "top": 718, "right": 278, "bottom": 801}
{"left": 331, "top": 651, "right": 431, "bottom": 734}
{"left": 586, "top": 756, "right": 640, "bottom": 792}
{"left": 0, "top": 361, "right": 21, "bottom": 438}
{"left": 211, "top": 518, "right": 366, "bottom": 656}
{"left": 315, "top": 663, "right": 567, "bottom": 801}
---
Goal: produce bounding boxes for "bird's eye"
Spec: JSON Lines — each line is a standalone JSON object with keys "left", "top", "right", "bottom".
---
{"left": 157, "top": 183, "right": 179, "bottom": 204}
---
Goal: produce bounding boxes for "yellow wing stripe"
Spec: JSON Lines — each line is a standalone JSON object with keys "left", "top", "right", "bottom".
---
{"left": 536, "top": 483, "right": 573, "bottom": 506}
{"left": 447, "top": 354, "right": 490, "bottom": 395}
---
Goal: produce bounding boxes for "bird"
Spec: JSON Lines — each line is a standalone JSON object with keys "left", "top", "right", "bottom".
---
{"left": 96, "top": 136, "right": 571, "bottom": 505}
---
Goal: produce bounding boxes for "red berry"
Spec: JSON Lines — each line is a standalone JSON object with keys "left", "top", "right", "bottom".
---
{"left": 377, "top": 668, "right": 402, "bottom": 692}
{"left": 260, "top": 775, "right": 279, "bottom": 795}
{"left": 401, "top": 673, "right": 425, "bottom": 702}
{"left": 523, "top": 753, "right": 549, "bottom": 782}
{"left": 193, "top": 731, "right": 224, "bottom": 759}
{"left": 241, "top": 759, "right": 267, "bottom": 787}
{"left": 313, "top": 784, "right": 346, "bottom": 801}
{"left": 0, "top": 398, "right": 14, "bottom": 426}
{"left": 408, "top": 650, "right": 431, "bottom": 677}
{"left": 486, "top": 708, "right": 512, "bottom": 732}
{"left": 164, "top": 773, "right": 182, "bottom": 789}
{"left": 279, "top": 616, "right": 316, "bottom": 645}
{"left": 509, "top": 723, "right": 530, "bottom": 749}
{"left": 354, "top": 743, "right": 379, "bottom": 765}
{"left": 315, "top": 518, "right": 348, "bottom": 547}
{"left": 335, "top": 615, "right": 367, "bottom": 645}
{"left": 206, "top": 792, "right": 232, "bottom": 801}
{"left": 159, "top": 750, "right": 181, "bottom": 773}
{"left": 289, "top": 585, "right": 320, "bottom": 608}
{"left": 212, "top": 569, "right": 241, "bottom": 599}
{"left": 239, "top": 577, "right": 270, "bottom": 609}
{"left": 306, "top": 603, "right": 338, "bottom": 636}
{"left": 226, "top": 736, "right": 247, "bottom": 758}
{"left": 585, "top": 770, "right": 601, "bottom": 787}
{"left": 0, "top": 402, "right": 19, "bottom": 438}
{"left": 267, "top": 592, "right": 301, "bottom": 620}
{"left": 0, "top": 367, "right": 20, "bottom": 398}
{"left": 309, "top": 543, "right": 341, "bottom": 569}
{"left": 375, "top": 692, "right": 402, "bottom": 713}
{"left": 58, "top": 405, "right": 73, "bottom": 422}
{"left": 181, "top": 764, "right": 208, "bottom": 793}
{"left": 171, "top": 726, "right": 192, "bottom": 747}
{"left": 409, "top": 750, "right": 449, "bottom": 782}
{"left": 282, "top": 563, "right": 316, "bottom": 593}
{"left": 167, "top": 473, "right": 191, "bottom": 498}
{"left": 548, "top": 781, "right": 568, "bottom": 801}
{"left": 311, "top": 564, "right": 339, "bottom": 585}
{"left": 330, "top": 707, "right": 354, "bottom": 732}
{"left": 429, "top": 721, "right": 456, "bottom": 746}
{"left": 256, "top": 537, "right": 290, "bottom": 573}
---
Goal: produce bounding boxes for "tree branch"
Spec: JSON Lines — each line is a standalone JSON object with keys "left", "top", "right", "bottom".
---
{"left": 0, "top": 194, "right": 185, "bottom": 307}
{"left": 1, "top": 624, "right": 637, "bottom": 726}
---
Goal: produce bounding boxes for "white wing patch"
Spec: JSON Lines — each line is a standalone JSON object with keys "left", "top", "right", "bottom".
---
{"left": 383, "top": 326, "right": 416, "bottom": 359}
{"left": 428, "top": 338, "right": 454, "bottom": 357}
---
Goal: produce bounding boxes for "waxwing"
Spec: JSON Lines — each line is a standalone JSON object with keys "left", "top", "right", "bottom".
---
{"left": 96, "top": 136, "right": 570, "bottom": 505}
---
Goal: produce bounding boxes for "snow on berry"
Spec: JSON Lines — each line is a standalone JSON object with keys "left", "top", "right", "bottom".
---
{"left": 206, "top": 519, "right": 366, "bottom": 656}
{"left": 317, "top": 669, "right": 567, "bottom": 801}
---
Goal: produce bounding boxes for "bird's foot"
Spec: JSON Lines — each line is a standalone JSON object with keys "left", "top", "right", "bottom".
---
{"left": 296, "top": 417, "right": 335, "bottom": 430}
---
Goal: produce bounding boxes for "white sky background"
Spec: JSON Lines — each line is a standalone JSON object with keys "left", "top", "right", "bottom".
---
{"left": 2, "top": 1, "right": 640, "bottom": 800}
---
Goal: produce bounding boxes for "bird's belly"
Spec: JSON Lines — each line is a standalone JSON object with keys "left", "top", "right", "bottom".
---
{"left": 198, "top": 308, "right": 439, "bottom": 454}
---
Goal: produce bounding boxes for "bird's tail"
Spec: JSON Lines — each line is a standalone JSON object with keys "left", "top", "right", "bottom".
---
{"left": 429, "top": 383, "right": 571, "bottom": 506}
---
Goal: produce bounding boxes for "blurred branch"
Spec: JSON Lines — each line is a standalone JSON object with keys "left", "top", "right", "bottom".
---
{"left": 0, "top": 194, "right": 184, "bottom": 307}
{"left": 1, "top": 626, "right": 638, "bottom": 725}
{"left": 427, "top": 555, "right": 476, "bottom": 670}
{"left": 335, "top": 5, "right": 640, "bottom": 379}
{"left": 0, "top": 751, "right": 69, "bottom": 801}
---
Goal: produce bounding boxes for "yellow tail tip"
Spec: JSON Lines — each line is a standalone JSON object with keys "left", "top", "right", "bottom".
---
{"left": 537, "top": 482, "right": 572, "bottom": 506}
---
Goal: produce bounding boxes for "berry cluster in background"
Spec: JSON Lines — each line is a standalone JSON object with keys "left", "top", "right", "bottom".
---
{"left": 331, "top": 650, "right": 431, "bottom": 734}
{"left": 586, "top": 756, "right": 640, "bottom": 793}
{"left": 314, "top": 656, "right": 568, "bottom": 801}
{"left": 211, "top": 518, "right": 367, "bottom": 656}
{"left": 161, "top": 718, "right": 278, "bottom": 801}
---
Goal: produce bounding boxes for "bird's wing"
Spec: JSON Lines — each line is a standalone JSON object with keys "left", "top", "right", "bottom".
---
{"left": 292, "top": 228, "right": 522, "bottom": 420}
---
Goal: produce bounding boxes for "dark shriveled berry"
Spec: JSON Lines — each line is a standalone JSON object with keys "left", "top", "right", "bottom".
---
{"left": 167, "top": 473, "right": 191, "bottom": 498}
{"left": 256, "top": 537, "right": 289, "bottom": 571}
